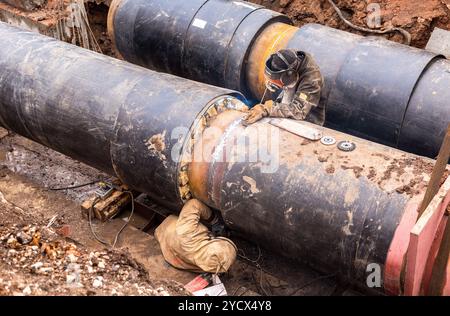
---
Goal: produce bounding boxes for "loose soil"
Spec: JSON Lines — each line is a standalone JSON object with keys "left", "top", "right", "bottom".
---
{"left": 250, "top": 0, "right": 450, "bottom": 48}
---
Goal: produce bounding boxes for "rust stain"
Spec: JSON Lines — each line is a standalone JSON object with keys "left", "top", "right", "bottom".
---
{"left": 342, "top": 210, "right": 354, "bottom": 236}
{"left": 395, "top": 179, "right": 421, "bottom": 195}
{"left": 326, "top": 165, "right": 335, "bottom": 174}
{"left": 318, "top": 153, "right": 332, "bottom": 163}
{"left": 145, "top": 131, "right": 167, "bottom": 162}
{"left": 243, "top": 176, "right": 260, "bottom": 194}
{"left": 300, "top": 139, "right": 312, "bottom": 146}
{"left": 368, "top": 167, "right": 377, "bottom": 180}
{"left": 246, "top": 22, "right": 298, "bottom": 98}
{"left": 372, "top": 153, "right": 391, "bottom": 161}
{"left": 146, "top": 131, "right": 166, "bottom": 153}
{"left": 188, "top": 110, "right": 245, "bottom": 203}
{"left": 341, "top": 165, "right": 364, "bottom": 178}
{"left": 107, "top": 0, "right": 125, "bottom": 60}
{"left": 344, "top": 184, "right": 359, "bottom": 205}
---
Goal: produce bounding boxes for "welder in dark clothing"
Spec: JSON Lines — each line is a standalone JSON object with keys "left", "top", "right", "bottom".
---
{"left": 243, "top": 49, "right": 325, "bottom": 126}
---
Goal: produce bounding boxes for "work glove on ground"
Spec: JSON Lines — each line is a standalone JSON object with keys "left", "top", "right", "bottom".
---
{"left": 243, "top": 100, "right": 274, "bottom": 126}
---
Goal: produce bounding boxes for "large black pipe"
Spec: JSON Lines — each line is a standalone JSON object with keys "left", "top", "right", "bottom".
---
{"left": 0, "top": 23, "right": 445, "bottom": 293}
{"left": 286, "top": 24, "right": 448, "bottom": 159}
{"left": 108, "top": 0, "right": 289, "bottom": 92}
{"left": 108, "top": 0, "right": 450, "bottom": 159}
{"left": 0, "top": 22, "right": 243, "bottom": 211}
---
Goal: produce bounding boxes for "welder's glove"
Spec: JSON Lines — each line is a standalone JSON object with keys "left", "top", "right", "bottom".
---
{"left": 243, "top": 100, "right": 274, "bottom": 126}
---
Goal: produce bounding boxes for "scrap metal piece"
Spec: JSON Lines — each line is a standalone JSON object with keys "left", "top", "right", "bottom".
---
{"left": 193, "top": 283, "right": 227, "bottom": 296}
{"left": 321, "top": 136, "right": 336, "bottom": 146}
{"left": 337, "top": 141, "right": 356, "bottom": 152}
{"left": 269, "top": 118, "right": 323, "bottom": 140}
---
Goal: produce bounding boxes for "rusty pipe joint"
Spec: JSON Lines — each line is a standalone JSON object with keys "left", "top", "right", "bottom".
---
{"left": 185, "top": 107, "right": 448, "bottom": 294}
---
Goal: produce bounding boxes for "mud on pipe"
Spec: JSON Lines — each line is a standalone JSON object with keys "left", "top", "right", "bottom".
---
{"left": 108, "top": 0, "right": 450, "bottom": 160}
{"left": 0, "top": 22, "right": 448, "bottom": 294}
{"left": 185, "top": 108, "right": 449, "bottom": 295}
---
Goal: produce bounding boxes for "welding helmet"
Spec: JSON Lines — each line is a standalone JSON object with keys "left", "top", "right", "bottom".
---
{"left": 264, "top": 49, "right": 304, "bottom": 90}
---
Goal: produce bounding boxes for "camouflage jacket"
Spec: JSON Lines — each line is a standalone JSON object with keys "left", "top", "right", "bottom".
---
{"left": 264, "top": 52, "right": 325, "bottom": 126}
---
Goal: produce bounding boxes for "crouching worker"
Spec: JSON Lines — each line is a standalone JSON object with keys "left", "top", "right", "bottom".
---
{"left": 244, "top": 49, "right": 325, "bottom": 126}
{"left": 155, "top": 199, "right": 237, "bottom": 274}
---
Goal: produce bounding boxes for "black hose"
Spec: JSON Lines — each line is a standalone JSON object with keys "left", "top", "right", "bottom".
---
{"left": 327, "top": 0, "right": 411, "bottom": 45}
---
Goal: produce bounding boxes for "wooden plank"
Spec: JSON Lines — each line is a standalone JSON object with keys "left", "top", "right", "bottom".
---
{"left": 404, "top": 177, "right": 450, "bottom": 296}
{"left": 418, "top": 124, "right": 450, "bottom": 217}
{"left": 407, "top": 124, "right": 450, "bottom": 296}
{"left": 428, "top": 213, "right": 450, "bottom": 295}
{"left": 443, "top": 258, "right": 450, "bottom": 296}
{"left": 421, "top": 213, "right": 448, "bottom": 294}
{"left": 384, "top": 200, "right": 420, "bottom": 295}
{"left": 81, "top": 187, "right": 131, "bottom": 222}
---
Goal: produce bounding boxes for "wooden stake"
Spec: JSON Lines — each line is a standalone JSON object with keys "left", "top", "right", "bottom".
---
{"left": 418, "top": 125, "right": 450, "bottom": 218}
{"left": 428, "top": 218, "right": 450, "bottom": 295}
{"left": 420, "top": 124, "right": 450, "bottom": 295}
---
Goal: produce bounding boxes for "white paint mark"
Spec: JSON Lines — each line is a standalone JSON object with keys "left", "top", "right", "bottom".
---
{"left": 233, "top": 1, "right": 257, "bottom": 10}
{"left": 285, "top": 207, "right": 294, "bottom": 225}
{"left": 342, "top": 210, "right": 354, "bottom": 236}
{"left": 192, "top": 18, "right": 207, "bottom": 29}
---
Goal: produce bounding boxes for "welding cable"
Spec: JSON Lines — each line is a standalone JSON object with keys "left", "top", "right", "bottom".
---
{"left": 285, "top": 273, "right": 337, "bottom": 296}
{"left": 47, "top": 180, "right": 102, "bottom": 191}
{"left": 237, "top": 246, "right": 271, "bottom": 295}
{"left": 327, "top": 0, "right": 412, "bottom": 45}
{"left": 88, "top": 191, "right": 135, "bottom": 249}
{"left": 238, "top": 245, "right": 262, "bottom": 265}
{"left": 232, "top": 285, "right": 249, "bottom": 296}
{"left": 47, "top": 176, "right": 117, "bottom": 191}
{"left": 88, "top": 196, "right": 110, "bottom": 246}
{"left": 237, "top": 245, "right": 335, "bottom": 296}
{"left": 111, "top": 191, "right": 135, "bottom": 248}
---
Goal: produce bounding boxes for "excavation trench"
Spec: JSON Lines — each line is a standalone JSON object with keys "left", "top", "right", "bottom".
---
{"left": 0, "top": 22, "right": 448, "bottom": 295}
